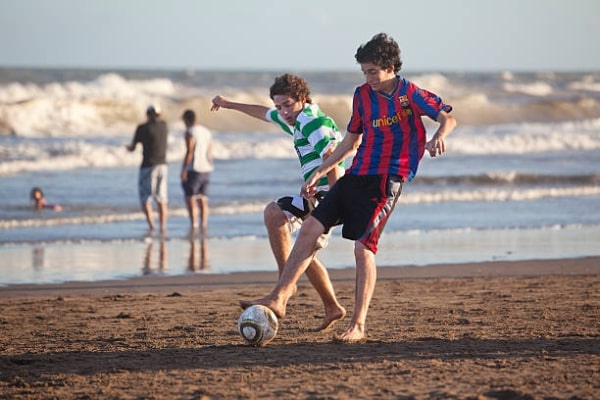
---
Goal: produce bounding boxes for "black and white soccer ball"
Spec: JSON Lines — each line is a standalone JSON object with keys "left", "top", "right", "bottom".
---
{"left": 237, "top": 305, "right": 279, "bottom": 346}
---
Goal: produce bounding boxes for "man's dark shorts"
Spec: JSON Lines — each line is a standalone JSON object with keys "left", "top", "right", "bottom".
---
{"left": 182, "top": 171, "right": 211, "bottom": 198}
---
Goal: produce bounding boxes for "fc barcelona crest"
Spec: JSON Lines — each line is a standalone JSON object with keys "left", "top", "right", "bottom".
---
{"left": 398, "top": 95, "right": 409, "bottom": 107}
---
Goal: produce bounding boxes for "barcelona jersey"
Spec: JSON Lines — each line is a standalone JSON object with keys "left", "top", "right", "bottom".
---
{"left": 346, "top": 76, "right": 452, "bottom": 181}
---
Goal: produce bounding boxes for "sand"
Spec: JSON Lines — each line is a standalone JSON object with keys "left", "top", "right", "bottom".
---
{"left": 0, "top": 257, "right": 598, "bottom": 399}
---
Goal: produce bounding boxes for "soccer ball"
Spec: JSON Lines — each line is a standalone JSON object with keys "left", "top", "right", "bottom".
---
{"left": 237, "top": 305, "right": 279, "bottom": 346}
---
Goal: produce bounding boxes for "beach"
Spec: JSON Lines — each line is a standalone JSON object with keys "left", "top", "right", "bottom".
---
{"left": 1, "top": 256, "right": 598, "bottom": 399}
{"left": 1, "top": 67, "right": 599, "bottom": 398}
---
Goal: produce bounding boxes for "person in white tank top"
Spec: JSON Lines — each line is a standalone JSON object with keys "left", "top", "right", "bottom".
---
{"left": 180, "top": 109, "right": 214, "bottom": 232}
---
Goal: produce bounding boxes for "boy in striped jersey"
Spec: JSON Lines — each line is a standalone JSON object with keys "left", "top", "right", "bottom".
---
{"left": 240, "top": 33, "right": 457, "bottom": 342}
{"left": 211, "top": 74, "right": 346, "bottom": 330}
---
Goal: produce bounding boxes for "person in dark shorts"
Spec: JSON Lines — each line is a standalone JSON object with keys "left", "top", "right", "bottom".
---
{"left": 240, "top": 33, "right": 457, "bottom": 343}
{"left": 211, "top": 74, "right": 346, "bottom": 331}
{"left": 127, "top": 105, "right": 169, "bottom": 234}
{"left": 180, "top": 109, "right": 213, "bottom": 233}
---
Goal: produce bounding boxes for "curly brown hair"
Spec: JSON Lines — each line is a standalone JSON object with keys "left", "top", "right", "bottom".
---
{"left": 269, "top": 73, "right": 313, "bottom": 103}
{"left": 355, "top": 33, "right": 403, "bottom": 73}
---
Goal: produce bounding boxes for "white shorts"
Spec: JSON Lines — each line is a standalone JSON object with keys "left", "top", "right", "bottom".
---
{"left": 139, "top": 165, "right": 168, "bottom": 204}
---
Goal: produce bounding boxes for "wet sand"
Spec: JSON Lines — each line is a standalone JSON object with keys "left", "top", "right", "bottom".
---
{"left": 0, "top": 257, "right": 599, "bottom": 399}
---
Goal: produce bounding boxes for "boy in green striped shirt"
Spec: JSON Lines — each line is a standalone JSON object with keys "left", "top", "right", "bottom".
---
{"left": 211, "top": 73, "right": 346, "bottom": 330}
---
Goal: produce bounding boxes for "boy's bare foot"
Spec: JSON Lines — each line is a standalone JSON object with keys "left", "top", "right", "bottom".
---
{"left": 316, "top": 306, "right": 347, "bottom": 332}
{"left": 239, "top": 298, "right": 286, "bottom": 319}
{"left": 333, "top": 325, "right": 366, "bottom": 343}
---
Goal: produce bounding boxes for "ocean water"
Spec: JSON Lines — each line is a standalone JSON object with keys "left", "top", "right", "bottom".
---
{"left": 1, "top": 68, "right": 599, "bottom": 286}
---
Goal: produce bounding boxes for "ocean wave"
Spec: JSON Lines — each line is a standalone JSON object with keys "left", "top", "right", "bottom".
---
{"left": 2, "top": 92, "right": 598, "bottom": 136}
{"left": 415, "top": 172, "right": 600, "bottom": 186}
{"left": 400, "top": 185, "right": 600, "bottom": 204}
{"left": 450, "top": 119, "right": 600, "bottom": 154}
{"left": 0, "top": 201, "right": 267, "bottom": 230}
{"left": 503, "top": 81, "right": 554, "bottom": 96}
{"left": 568, "top": 75, "right": 600, "bottom": 93}
{"left": 2, "top": 72, "right": 600, "bottom": 137}
{"left": 1, "top": 118, "right": 599, "bottom": 175}
{"left": 2, "top": 186, "right": 597, "bottom": 231}
{"left": 0, "top": 133, "right": 300, "bottom": 175}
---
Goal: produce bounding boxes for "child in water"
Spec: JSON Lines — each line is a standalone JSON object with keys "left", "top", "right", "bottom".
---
{"left": 30, "top": 187, "right": 62, "bottom": 211}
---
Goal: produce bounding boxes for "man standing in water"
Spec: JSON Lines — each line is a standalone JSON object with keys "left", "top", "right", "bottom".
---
{"left": 240, "top": 33, "right": 457, "bottom": 342}
{"left": 180, "top": 109, "right": 213, "bottom": 233}
{"left": 127, "top": 105, "right": 169, "bottom": 234}
{"left": 211, "top": 74, "right": 346, "bottom": 331}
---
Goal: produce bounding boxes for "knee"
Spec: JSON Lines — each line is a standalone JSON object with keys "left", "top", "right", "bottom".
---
{"left": 264, "top": 202, "right": 286, "bottom": 227}
{"left": 298, "top": 216, "right": 325, "bottom": 240}
{"left": 354, "top": 241, "right": 375, "bottom": 261}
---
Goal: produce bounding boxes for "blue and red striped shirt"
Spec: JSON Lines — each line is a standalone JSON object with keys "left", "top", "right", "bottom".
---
{"left": 346, "top": 76, "right": 452, "bottom": 181}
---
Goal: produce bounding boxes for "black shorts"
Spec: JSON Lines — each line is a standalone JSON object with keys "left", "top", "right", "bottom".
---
{"left": 311, "top": 174, "right": 403, "bottom": 254}
{"left": 182, "top": 171, "right": 211, "bottom": 197}
{"left": 275, "top": 191, "right": 326, "bottom": 220}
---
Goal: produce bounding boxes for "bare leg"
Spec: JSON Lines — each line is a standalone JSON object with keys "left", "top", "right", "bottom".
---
{"left": 263, "top": 203, "right": 345, "bottom": 330}
{"left": 198, "top": 196, "right": 208, "bottom": 231}
{"left": 158, "top": 201, "right": 168, "bottom": 235}
{"left": 142, "top": 201, "right": 155, "bottom": 231}
{"left": 185, "top": 196, "right": 198, "bottom": 229}
{"left": 240, "top": 216, "right": 324, "bottom": 319}
{"left": 335, "top": 241, "right": 377, "bottom": 343}
{"left": 264, "top": 202, "right": 292, "bottom": 276}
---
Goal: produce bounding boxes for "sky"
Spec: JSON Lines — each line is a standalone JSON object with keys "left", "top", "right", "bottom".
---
{"left": 0, "top": 0, "right": 597, "bottom": 72}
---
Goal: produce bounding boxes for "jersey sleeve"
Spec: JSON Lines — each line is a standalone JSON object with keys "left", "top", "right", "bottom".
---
{"left": 265, "top": 108, "right": 293, "bottom": 135}
{"left": 410, "top": 86, "right": 453, "bottom": 121}
{"left": 347, "top": 87, "right": 364, "bottom": 134}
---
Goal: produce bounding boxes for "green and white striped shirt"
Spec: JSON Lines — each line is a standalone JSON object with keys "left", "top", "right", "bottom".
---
{"left": 266, "top": 103, "right": 344, "bottom": 191}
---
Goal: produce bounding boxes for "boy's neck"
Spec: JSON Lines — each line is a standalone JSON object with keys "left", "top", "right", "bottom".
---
{"left": 379, "top": 75, "right": 398, "bottom": 95}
